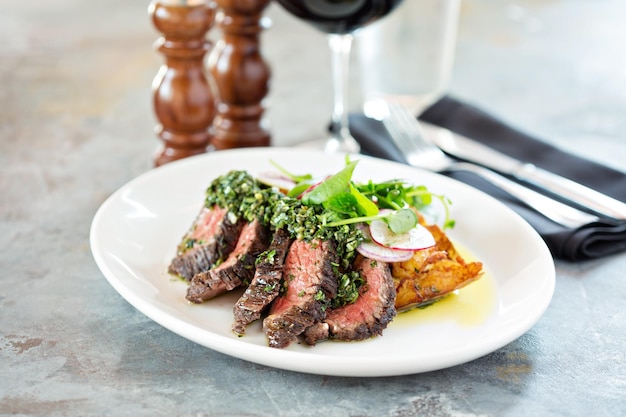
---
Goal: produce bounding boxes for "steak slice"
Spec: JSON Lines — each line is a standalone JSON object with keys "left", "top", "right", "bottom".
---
{"left": 303, "top": 255, "right": 396, "bottom": 345}
{"left": 232, "top": 228, "right": 293, "bottom": 336}
{"left": 168, "top": 206, "right": 244, "bottom": 281}
{"left": 262, "top": 239, "right": 339, "bottom": 349}
{"left": 186, "top": 219, "right": 270, "bottom": 303}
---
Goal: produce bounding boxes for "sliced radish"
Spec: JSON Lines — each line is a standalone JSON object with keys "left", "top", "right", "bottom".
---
{"left": 256, "top": 171, "right": 296, "bottom": 192}
{"left": 369, "top": 216, "right": 436, "bottom": 251}
{"left": 356, "top": 224, "right": 415, "bottom": 263}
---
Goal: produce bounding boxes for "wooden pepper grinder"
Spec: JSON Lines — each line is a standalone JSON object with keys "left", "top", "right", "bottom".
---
{"left": 150, "top": 0, "right": 217, "bottom": 166}
{"left": 208, "top": 0, "right": 271, "bottom": 149}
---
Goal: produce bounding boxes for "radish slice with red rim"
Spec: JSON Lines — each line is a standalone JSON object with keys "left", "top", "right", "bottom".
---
{"left": 369, "top": 216, "right": 436, "bottom": 251}
{"left": 356, "top": 224, "right": 415, "bottom": 263}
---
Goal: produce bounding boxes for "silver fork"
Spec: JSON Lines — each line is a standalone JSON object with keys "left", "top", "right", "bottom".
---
{"left": 382, "top": 102, "right": 600, "bottom": 228}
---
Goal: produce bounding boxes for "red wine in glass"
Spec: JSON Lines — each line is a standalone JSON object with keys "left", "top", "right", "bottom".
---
{"left": 276, "top": 0, "right": 405, "bottom": 152}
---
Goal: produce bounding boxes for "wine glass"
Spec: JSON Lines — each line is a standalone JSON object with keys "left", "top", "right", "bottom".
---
{"left": 275, "top": 0, "right": 405, "bottom": 153}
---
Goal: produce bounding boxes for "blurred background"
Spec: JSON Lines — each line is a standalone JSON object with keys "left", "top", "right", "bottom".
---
{"left": 2, "top": 0, "right": 625, "bottom": 174}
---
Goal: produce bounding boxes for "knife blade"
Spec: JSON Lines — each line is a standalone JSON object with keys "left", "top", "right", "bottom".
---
{"left": 418, "top": 121, "right": 626, "bottom": 221}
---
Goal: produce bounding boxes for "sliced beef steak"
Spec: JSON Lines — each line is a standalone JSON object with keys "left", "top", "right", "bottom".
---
{"left": 186, "top": 219, "right": 270, "bottom": 303}
{"left": 232, "top": 228, "right": 293, "bottom": 336}
{"left": 185, "top": 271, "right": 228, "bottom": 303}
{"left": 303, "top": 255, "right": 396, "bottom": 345}
{"left": 262, "top": 239, "right": 339, "bottom": 349}
{"left": 168, "top": 206, "right": 243, "bottom": 281}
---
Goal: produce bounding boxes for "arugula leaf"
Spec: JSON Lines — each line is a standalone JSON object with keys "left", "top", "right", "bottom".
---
{"left": 301, "top": 160, "right": 358, "bottom": 205}
{"left": 326, "top": 192, "right": 359, "bottom": 217}
{"left": 350, "top": 183, "right": 379, "bottom": 217}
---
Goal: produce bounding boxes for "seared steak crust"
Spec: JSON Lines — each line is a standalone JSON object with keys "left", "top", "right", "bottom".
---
{"left": 168, "top": 206, "right": 243, "bottom": 281}
{"left": 186, "top": 271, "right": 228, "bottom": 303}
{"left": 262, "top": 239, "right": 339, "bottom": 349}
{"left": 232, "top": 228, "right": 293, "bottom": 336}
{"left": 304, "top": 255, "right": 396, "bottom": 345}
{"left": 186, "top": 219, "right": 270, "bottom": 304}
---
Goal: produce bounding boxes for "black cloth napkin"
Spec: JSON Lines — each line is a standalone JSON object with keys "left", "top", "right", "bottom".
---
{"left": 349, "top": 95, "right": 626, "bottom": 262}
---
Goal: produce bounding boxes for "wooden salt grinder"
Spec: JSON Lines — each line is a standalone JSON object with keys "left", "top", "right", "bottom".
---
{"left": 209, "top": 0, "right": 271, "bottom": 149}
{"left": 150, "top": 0, "right": 217, "bottom": 166}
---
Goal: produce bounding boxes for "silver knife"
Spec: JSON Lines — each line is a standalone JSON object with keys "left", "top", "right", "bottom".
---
{"left": 418, "top": 121, "right": 626, "bottom": 221}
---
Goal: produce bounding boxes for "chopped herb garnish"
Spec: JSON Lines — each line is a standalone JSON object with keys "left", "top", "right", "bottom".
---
{"left": 256, "top": 249, "right": 276, "bottom": 265}
{"left": 333, "top": 270, "right": 364, "bottom": 308}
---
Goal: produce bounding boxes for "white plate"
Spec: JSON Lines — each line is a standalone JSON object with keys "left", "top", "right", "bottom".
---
{"left": 90, "top": 148, "right": 555, "bottom": 377}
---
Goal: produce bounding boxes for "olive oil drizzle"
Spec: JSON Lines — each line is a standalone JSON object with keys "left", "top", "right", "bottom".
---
{"left": 393, "top": 245, "right": 495, "bottom": 328}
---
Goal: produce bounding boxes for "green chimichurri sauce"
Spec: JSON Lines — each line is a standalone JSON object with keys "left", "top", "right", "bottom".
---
{"left": 203, "top": 170, "right": 364, "bottom": 308}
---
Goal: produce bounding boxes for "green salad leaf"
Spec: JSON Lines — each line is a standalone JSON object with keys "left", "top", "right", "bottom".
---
{"left": 300, "top": 160, "right": 358, "bottom": 205}
{"left": 275, "top": 158, "right": 454, "bottom": 232}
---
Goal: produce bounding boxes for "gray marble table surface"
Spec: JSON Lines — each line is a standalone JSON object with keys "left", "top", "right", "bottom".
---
{"left": 1, "top": 0, "right": 625, "bottom": 416}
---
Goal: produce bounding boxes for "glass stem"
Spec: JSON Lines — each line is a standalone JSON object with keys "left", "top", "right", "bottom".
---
{"left": 327, "top": 33, "right": 359, "bottom": 153}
